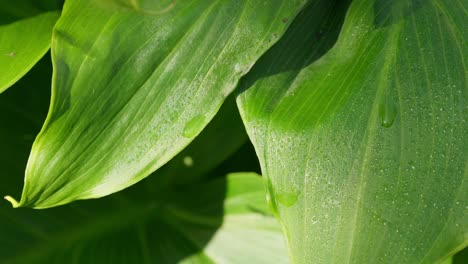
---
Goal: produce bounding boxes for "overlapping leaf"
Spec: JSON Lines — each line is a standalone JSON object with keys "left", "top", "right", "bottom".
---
{"left": 238, "top": 0, "right": 467, "bottom": 262}
{"left": 0, "top": 0, "right": 59, "bottom": 93}
{"left": 0, "top": 61, "right": 285, "bottom": 263}
{"left": 8, "top": 0, "right": 308, "bottom": 208}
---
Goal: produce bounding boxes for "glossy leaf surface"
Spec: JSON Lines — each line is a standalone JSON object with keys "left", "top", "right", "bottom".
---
{"left": 238, "top": 0, "right": 467, "bottom": 262}
{"left": 0, "top": 0, "right": 59, "bottom": 93}
{"left": 10, "top": 0, "right": 307, "bottom": 208}
{"left": 0, "top": 61, "right": 285, "bottom": 263}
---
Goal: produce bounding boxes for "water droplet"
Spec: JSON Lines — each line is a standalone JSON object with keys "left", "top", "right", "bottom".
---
{"left": 310, "top": 215, "right": 319, "bottom": 225}
{"left": 276, "top": 190, "right": 299, "bottom": 207}
{"left": 265, "top": 179, "right": 279, "bottom": 217}
{"left": 379, "top": 100, "right": 397, "bottom": 128}
{"left": 182, "top": 115, "right": 205, "bottom": 138}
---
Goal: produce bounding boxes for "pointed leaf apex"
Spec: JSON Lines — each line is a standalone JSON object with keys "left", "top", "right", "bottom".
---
{"left": 4, "top": 195, "right": 20, "bottom": 208}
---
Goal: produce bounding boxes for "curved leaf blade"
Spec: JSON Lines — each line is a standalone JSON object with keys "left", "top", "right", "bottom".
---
{"left": 0, "top": 4, "right": 58, "bottom": 93}
{"left": 238, "top": 0, "right": 467, "bottom": 262}
{"left": 11, "top": 0, "right": 307, "bottom": 208}
{"left": 0, "top": 66, "right": 285, "bottom": 263}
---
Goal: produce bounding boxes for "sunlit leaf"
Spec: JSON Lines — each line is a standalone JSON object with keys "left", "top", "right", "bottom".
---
{"left": 0, "top": 0, "right": 59, "bottom": 93}
{"left": 152, "top": 95, "right": 249, "bottom": 188}
{"left": 238, "top": 0, "right": 467, "bottom": 262}
{"left": 8, "top": 0, "right": 308, "bottom": 208}
{"left": 0, "top": 62, "right": 285, "bottom": 263}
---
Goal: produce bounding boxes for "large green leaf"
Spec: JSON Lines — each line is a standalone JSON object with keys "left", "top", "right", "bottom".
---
{"left": 1, "top": 54, "right": 249, "bottom": 199}
{"left": 0, "top": 0, "right": 59, "bottom": 93}
{"left": 238, "top": 0, "right": 467, "bottom": 262}
{"left": 0, "top": 60, "right": 285, "bottom": 263}
{"left": 7, "top": 0, "right": 308, "bottom": 208}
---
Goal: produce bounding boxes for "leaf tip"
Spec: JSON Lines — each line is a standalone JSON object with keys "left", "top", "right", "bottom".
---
{"left": 4, "top": 195, "right": 20, "bottom": 208}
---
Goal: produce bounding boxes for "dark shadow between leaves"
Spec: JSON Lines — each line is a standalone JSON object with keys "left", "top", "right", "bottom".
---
{"left": 237, "top": 0, "right": 351, "bottom": 100}
{"left": 0, "top": 0, "right": 62, "bottom": 25}
{"left": 453, "top": 247, "right": 468, "bottom": 264}
{"left": 236, "top": 0, "right": 425, "bottom": 115}
{"left": 209, "top": 140, "right": 262, "bottom": 178}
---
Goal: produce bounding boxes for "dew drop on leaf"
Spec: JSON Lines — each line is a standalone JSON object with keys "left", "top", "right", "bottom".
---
{"left": 379, "top": 100, "right": 397, "bottom": 128}
{"left": 265, "top": 179, "right": 279, "bottom": 217}
{"left": 276, "top": 190, "right": 299, "bottom": 207}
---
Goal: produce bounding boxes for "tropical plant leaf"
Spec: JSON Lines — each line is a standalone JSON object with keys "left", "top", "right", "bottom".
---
{"left": 1, "top": 53, "right": 250, "bottom": 198}
{"left": 0, "top": 62, "right": 286, "bottom": 263}
{"left": 237, "top": 0, "right": 467, "bottom": 262}
{"left": 7, "top": 0, "right": 308, "bottom": 208}
{"left": 0, "top": 0, "right": 59, "bottom": 93}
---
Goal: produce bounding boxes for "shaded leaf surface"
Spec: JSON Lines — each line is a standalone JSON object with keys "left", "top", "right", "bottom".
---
{"left": 238, "top": 0, "right": 467, "bottom": 263}
{"left": 12, "top": 0, "right": 308, "bottom": 208}
{"left": 453, "top": 247, "right": 468, "bottom": 264}
{"left": 0, "top": 62, "right": 286, "bottom": 263}
{"left": 0, "top": 0, "right": 59, "bottom": 93}
{"left": 2, "top": 173, "right": 287, "bottom": 264}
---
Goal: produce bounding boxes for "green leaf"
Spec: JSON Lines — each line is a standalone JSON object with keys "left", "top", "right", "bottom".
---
{"left": 9, "top": 0, "right": 308, "bottom": 208}
{"left": 0, "top": 64, "right": 286, "bottom": 263}
{"left": 0, "top": 53, "right": 250, "bottom": 204}
{"left": 152, "top": 94, "right": 249, "bottom": 188}
{"left": 237, "top": 0, "right": 467, "bottom": 263}
{"left": 0, "top": 1, "right": 59, "bottom": 93}
{"left": 94, "top": 0, "right": 177, "bottom": 15}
